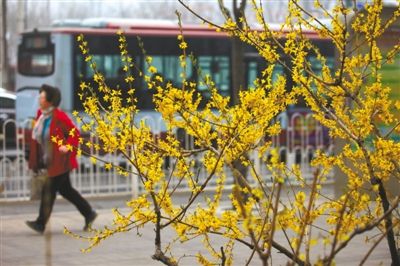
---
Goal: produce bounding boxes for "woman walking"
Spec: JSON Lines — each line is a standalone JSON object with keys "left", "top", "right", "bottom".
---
{"left": 26, "top": 84, "right": 97, "bottom": 233}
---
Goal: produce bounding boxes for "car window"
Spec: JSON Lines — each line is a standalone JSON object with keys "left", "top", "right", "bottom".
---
{"left": 0, "top": 97, "right": 15, "bottom": 109}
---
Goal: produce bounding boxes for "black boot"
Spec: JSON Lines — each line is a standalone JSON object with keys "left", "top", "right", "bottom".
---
{"left": 83, "top": 211, "right": 98, "bottom": 231}
{"left": 26, "top": 220, "right": 45, "bottom": 234}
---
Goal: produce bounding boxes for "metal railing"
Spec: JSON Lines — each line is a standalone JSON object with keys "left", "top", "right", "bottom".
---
{"left": 0, "top": 112, "right": 334, "bottom": 201}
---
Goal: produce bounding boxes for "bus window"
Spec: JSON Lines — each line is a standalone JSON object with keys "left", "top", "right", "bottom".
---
{"left": 74, "top": 52, "right": 142, "bottom": 111}
{"left": 247, "top": 61, "right": 258, "bottom": 89}
{"left": 272, "top": 64, "right": 284, "bottom": 83}
{"left": 143, "top": 55, "right": 193, "bottom": 87}
{"left": 79, "top": 54, "right": 125, "bottom": 79}
{"left": 18, "top": 34, "right": 54, "bottom": 76}
{"left": 18, "top": 53, "right": 54, "bottom": 76}
{"left": 138, "top": 55, "right": 193, "bottom": 109}
{"left": 308, "top": 55, "right": 334, "bottom": 92}
{"left": 246, "top": 59, "right": 284, "bottom": 90}
{"left": 197, "top": 56, "right": 230, "bottom": 99}
{"left": 309, "top": 56, "right": 322, "bottom": 75}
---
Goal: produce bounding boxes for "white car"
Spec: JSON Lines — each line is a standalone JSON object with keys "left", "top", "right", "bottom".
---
{"left": 0, "top": 88, "right": 16, "bottom": 113}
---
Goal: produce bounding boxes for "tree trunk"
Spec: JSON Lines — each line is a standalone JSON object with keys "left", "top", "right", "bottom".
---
{"left": 1, "top": 0, "right": 9, "bottom": 89}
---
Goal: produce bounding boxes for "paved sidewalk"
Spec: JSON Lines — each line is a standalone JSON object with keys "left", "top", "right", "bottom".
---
{"left": 0, "top": 196, "right": 392, "bottom": 266}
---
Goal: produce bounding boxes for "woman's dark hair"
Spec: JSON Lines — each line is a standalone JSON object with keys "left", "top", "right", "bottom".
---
{"left": 40, "top": 84, "right": 61, "bottom": 107}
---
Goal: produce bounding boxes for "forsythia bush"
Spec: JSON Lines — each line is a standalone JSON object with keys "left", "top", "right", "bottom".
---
{"left": 64, "top": 1, "right": 400, "bottom": 265}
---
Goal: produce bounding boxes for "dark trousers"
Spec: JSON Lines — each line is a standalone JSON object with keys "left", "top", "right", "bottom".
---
{"left": 36, "top": 171, "right": 92, "bottom": 227}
